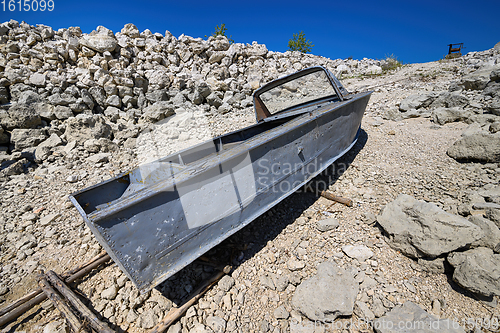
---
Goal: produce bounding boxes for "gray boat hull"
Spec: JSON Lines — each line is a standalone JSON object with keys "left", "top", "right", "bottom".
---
{"left": 70, "top": 90, "right": 370, "bottom": 292}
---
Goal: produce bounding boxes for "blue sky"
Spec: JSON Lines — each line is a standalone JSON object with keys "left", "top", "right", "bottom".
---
{"left": 1, "top": 0, "right": 499, "bottom": 64}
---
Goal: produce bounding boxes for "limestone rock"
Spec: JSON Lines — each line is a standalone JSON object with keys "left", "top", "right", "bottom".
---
{"left": 485, "top": 208, "right": 500, "bottom": 228}
{"left": 137, "top": 309, "right": 157, "bottom": 329}
{"left": 0, "top": 104, "right": 41, "bottom": 130}
{"left": 1, "top": 158, "right": 28, "bottom": 176}
{"left": 374, "top": 302, "right": 464, "bottom": 333}
{"left": 417, "top": 258, "right": 446, "bottom": 274}
{"left": 429, "top": 91, "right": 469, "bottom": 109}
{"left": 30, "top": 73, "right": 46, "bottom": 87}
{"left": 87, "top": 153, "right": 111, "bottom": 164}
{"left": 10, "top": 129, "right": 47, "bottom": 150}
{"left": 79, "top": 32, "right": 117, "bottom": 53}
{"left": 38, "top": 133, "right": 63, "bottom": 149}
{"left": 354, "top": 301, "right": 375, "bottom": 321}
{"left": 291, "top": 262, "right": 358, "bottom": 321}
{"left": 399, "top": 93, "right": 437, "bottom": 112}
{"left": 218, "top": 275, "right": 235, "bottom": 293}
{"left": 141, "top": 101, "right": 175, "bottom": 123}
{"left": 273, "top": 305, "right": 289, "bottom": 319}
{"left": 205, "top": 316, "right": 226, "bottom": 333}
{"left": 432, "top": 107, "right": 471, "bottom": 125}
{"left": 448, "top": 247, "right": 500, "bottom": 297}
{"left": 447, "top": 133, "right": 500, "bottom": 163}
{"left": 342, "top": 244, "right": 374, "bottom": 261}
{"left": 121, "top": 23, "right": 140, "bottom": 38}
{"left": 18, "top": 90, "right": 42, "bottom": 105}
{"left": 469, "top": 216, "right": 500, "bottom": 252}
{"left": 316, "top": 217, "right": 339, "bottom": 232}
{"left": 0, "top": 127, "right": 9, "bottom": 144}
{"left": 64, "top": 115, "right": 112, "bottom": 144}
{"left": 377, "top": 194, "right": 483, "bottom": 258}
{"left": 461, "top": 66, "right": 499, "bottom": 90}
{"left": 35, "top": 103, "right": 56, "bottom": 121}
{"left": 101, "top": 284, "right": 118, "bottom": 300}
{"left": 364, "top": 65, "right": 382, "bottom": 75}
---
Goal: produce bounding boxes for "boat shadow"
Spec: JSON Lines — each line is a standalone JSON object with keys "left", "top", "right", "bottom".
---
{"left": 154, "top": 128, "right": 368, "bottom": 304}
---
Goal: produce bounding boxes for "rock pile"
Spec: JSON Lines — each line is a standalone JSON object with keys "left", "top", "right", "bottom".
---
{"left": 395, "top": 59, "right": 500, "bottom": 163}
{"left": 377, "top": 193, "right": 500, "bottom": 299}
{"left": 0, "top": 19, "right": 389, "bottom": 176}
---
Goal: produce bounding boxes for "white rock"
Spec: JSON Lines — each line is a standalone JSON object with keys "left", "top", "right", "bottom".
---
{"left": 40, "top": 213, "right": 60, "bottom": 226}
{"left": 342, "top": 245, "right": 374, "bottom": 261}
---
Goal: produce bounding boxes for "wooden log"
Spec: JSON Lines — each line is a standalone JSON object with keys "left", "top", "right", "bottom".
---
{"left": 319, "top": 190, "right": 353, "bottom": 207}
{"left": 46, "top": 270, "right": 114, "bottom": 333}
{"left": 37, "top": 275, "right": 83, "bottom": 333}
{"left": 149, "top": 266, "right": 231, "bottom": 333}
{"left": 304, "top": 183, "right": 353, "bottom": 207}
{"left": 0, "top": 254, "right": 111, "bottom": 328}
{"left": 0, "top": 251, "right": 108, "bottom": 318}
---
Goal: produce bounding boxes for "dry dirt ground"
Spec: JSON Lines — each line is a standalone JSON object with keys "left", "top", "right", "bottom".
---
{"left": 2, "top": 58, "right": 499, "bottom": 333}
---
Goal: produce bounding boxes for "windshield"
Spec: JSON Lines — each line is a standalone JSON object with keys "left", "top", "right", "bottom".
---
{"left": 258, "top": 69, "right": 338, "bottom": 114}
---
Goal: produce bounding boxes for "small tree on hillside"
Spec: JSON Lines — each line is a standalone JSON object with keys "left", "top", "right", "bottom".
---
{"left": 288, "top": 31, "right": 314, "bottom": 53}
{"left": 210, "top": 23, "right": 234, "bottom": 44}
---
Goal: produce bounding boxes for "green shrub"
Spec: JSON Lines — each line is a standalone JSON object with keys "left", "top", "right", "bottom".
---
{"left": 209, "top": 23, "right": 234, "bottom": 44}
{"left": 288, "top": 31, "right": 314, "bottom": 53}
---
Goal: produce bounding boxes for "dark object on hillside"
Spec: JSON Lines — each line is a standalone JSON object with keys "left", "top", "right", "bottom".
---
{"left": 70, "top": 67, "right": 372, "bottom": 292}
{"left": 447, "top": 43, "right": 464, "bottom": 59}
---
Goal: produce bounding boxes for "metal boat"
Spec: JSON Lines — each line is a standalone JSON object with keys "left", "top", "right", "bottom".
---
{"left": 70, "top": 66, "right": 372, "bottom": 292}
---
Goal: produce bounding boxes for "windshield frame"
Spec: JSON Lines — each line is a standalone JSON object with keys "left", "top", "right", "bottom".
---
{"left": 253, "top": 66, "right": 345, "bottom": 122}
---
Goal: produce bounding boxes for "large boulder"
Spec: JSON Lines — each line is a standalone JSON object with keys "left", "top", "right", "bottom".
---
{"left": 64, "top": 115, "right": 112, "bottom": 144}
{"left": 447, "top": 133, "right": 500, "bottom": 163}
{"left": 18, "top": 90, "right": 42, "bottom": 105}
{"left": 468, "top": 216, "right": 500, "bottom": 252}
{"left": 141, "top": 101, "right": 175, "bottom": 123}
{"left": 432, "top": 107, "right": 471, "bottom": 125}
{"left": 121, "top": 23, "right": 140, "bottom": 38}
{"left": 79, "top": 27, "right": 118, "bottom": 53}
{"left": 461, "top": 66, "right": 500, "bottom": 90}
{"left": 244, "top": 41, "right": 267, "bottom": 57}
{"left": 448, "top": 247, "right": 500, "bottom": 297}
{"left": 377, "top": 194, "right": 483, "bottom": 258}
{"left": 429, "top": 92, "right": 469, "bottom": 109}
{"left": 0, "top": 104, "right": 41, "bottom": 130}
{"left": 483, "top": 81, "right": 500, "bottom": 98}
{"left": 10, "top": 129, "right": 47, "bottom": 150}
{"left": 399, "top": 93, "right": 437, "bottom": 112}
{"left": 374, "top": 302, "right": 464, "bottom": 333}
{"left": 34, "top": 103, "right": 56, "bottom": 121}
{"left": 486, "top": 209, "right": 500, "bottom": 228}
{"left": 291, "top": 262, "right": 358, "bottom": 321}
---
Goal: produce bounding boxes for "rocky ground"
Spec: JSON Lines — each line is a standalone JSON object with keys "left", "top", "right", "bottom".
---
{"left": 0, "top": 19, "right": 500, "bottom": 333}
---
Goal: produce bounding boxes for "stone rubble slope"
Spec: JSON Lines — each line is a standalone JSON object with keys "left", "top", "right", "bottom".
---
{"left": 1, "top": 19, "right": 500, "bottom": 333}
{"left": 0, "top": 19, "right": 391, "bottom": 171}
